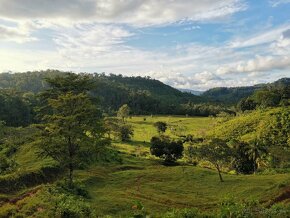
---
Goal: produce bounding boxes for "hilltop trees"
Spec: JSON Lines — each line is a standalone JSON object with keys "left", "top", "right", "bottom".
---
{"left": 0, "top": 90, "right": 33, "bottom": 127}
{"left": 237, "top": 98, "right": 256, "bottom": 112}
{"left": 150, "top": 136, "right": 184, "bottom": 164}
{"left": 237, "top": 83, "right": 290, "bottom": 111}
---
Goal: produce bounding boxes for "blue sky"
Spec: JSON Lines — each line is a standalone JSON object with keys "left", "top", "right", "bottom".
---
{"left": 0, "top": 0, "right": 289, "bottom": 90}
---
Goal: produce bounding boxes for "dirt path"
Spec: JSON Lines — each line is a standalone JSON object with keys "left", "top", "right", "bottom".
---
{"left": 0, "top": 186, "right": 42, "bottom": 207}
{"left": 269, "top": 187, "right": 290, "bottom": 206}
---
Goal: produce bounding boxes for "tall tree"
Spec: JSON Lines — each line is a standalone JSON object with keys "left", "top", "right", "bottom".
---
{"left": 195, "top": 139, "right": 232, "bottom": 182}
{"left": 38, "top": 92, "right": 106, "bottom": 187}
{"left": 0, "top": 121, "right": 5, "bottom": 143}
{"left": 246, "top": 139, "right": 267, "bottom": 174}
{"left": 117, "top": 104, "right": 130, "bottom": 123}
{"left": 229, "top": 139, "right": 256, "bottom": 174}
{"left": 37, "top": 73, "right": 107, "bottom": 187}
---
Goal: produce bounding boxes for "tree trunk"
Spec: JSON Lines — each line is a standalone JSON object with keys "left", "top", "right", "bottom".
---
{"left": 69, "top": 163, "right": 73, "bottom": 188}
{"left": 68, "top": 136, "right": 74, "bottom": 188}
{"left": 216, "top": 164, "right": 224, "bottom": 182}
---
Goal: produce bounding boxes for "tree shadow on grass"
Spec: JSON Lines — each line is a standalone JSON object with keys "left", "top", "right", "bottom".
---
{"left": 126, "top": 140, "right": 151, "bottom": 147}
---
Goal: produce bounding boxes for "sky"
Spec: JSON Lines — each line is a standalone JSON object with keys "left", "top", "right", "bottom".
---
{"left": 0, "top": 0, "right": 290, "bottom": 90}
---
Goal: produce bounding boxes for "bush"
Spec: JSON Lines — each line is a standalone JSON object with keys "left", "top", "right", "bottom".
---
{"left": 154, "top": 121, "right": 167, "bottom": 134}
{"left": 0, "top": 155, "right": 17, "bottom": 175}
{"left": 117, "top": 124, "right": 134, "bottom": 141}
{"left": 46, "top": 184, "right": 95, "bottom": 218}
{"left": 150, "top": 136, "right": 183, "bottom": 164}
{"left": 162, "top": 208, "right": 208, "bottom": 218}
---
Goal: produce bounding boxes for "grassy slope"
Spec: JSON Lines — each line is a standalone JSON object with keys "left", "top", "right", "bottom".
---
{"left": 207, "top": 107, "right": 288, "bottom": 141}
{"left": 1, "top": 115, "right": 290, "bottom": 217}
{"left": 81, "top": 115, "right": 290, "bottom": 216}
{"left": 80, "top": 158, "right": 289, "bottom": 216}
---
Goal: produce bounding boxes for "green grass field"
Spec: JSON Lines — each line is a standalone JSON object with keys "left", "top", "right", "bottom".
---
{"left": 114, "top": 116, "right": 216, "bottom": 154}
{"left": 1, "top": 116, "right": 290, "bottom": 217}
{"left": 81, "top": 116, "right": 290, "bottom": 216}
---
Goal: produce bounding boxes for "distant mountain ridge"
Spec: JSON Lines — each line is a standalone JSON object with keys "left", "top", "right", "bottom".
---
{"left": 201, "top": 77, "right": 290, "bottom": 105}
{"left": 179, "top": 89, "right": 204, "bottom": 96}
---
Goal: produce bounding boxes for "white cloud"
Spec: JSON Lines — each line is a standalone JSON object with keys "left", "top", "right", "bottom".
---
{"left": 0, "top": 0, "right": 246, "bottom": 26}
{"left": 0, "top": 21, "right": 38, "bottom": 43}
{"left": 229, "top": 25, "right": 290, "bottom": 48}
{"left": 53, "top": 24, "right": 133, "bottom": 55}
{"left": 269, "top": 0, "right": 290, "bottom": 7}
{"left": 271, "top": 29, "right": 290, "bottom": 54}
{"left": 183, "top": 26, "right": 201, "bottom": 31}
{"left": 0, "top": 0, "right": 289, "bottom": 91}
{"left": 0, "top": 48, "right": 62, "bottom": 72}
{"left": 144, "top": 70, "right": 264, "bottom": 90}
{"left": 217, "top": 55, "right": 290, "bottom": 75}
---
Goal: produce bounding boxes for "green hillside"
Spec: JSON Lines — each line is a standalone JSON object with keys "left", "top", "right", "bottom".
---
{"left": 0, "top": 71, "right": 203, "bottom": 116}
{"left": 202, "top": 78, "right": 290, "bottom": 105}
{"left": 208, "top": 107, "right": 290, "bottom": 141}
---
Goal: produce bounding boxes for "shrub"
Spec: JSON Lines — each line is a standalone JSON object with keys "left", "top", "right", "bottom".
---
{"left": 46, "top": 184, "right": 95, "bottom": 218}
{"left": 0, "top": 155, "right": 17, "bottom": 175}
{"left": 117, "top": 124, "right": 134, "bottom": 141}
{"left": 154, "top": 121, "right": 167, "bottom": 134}
{"left": 150, "top": 136, "right": 183, "bottom": 164}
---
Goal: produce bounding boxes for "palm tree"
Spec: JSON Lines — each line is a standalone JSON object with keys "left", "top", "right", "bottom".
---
{"left": 246, "top": 139, "right": 268, "bottom": 174}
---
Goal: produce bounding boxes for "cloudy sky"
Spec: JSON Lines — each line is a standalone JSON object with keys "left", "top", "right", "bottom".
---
{"left": 0, "top": 0, "right": 290, "bottom": 90}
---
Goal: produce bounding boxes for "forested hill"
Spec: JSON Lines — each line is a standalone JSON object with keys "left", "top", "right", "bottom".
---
{"left": 0, "top": 70, "right": 205, "bottom": 118}
{"left": 0, "top": 70, "right": 197, "bottom": 99}
{"left": 202, "top": 77, "right": 290, "bottom": 105}
{"left": 1, "top": 70, "right": 288, "bottom": 123}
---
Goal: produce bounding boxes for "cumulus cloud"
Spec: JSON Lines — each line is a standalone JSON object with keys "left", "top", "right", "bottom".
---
{"left": 0, "top": 0, "right": 246, "bottom": 26}
{"left": 273, "top": 29, "right": 290, "bottom": 51}
{"left": 217, "top": 55, "right": 290, "bottom": 75}
{"left": 143, "top": 70, "right": 266, "bottom": 90}
{"left": 143, "top": 71, "right": 223, "bottom": 90}
{"left": 0, "top": 21, "right": 37, "bottom": 43}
